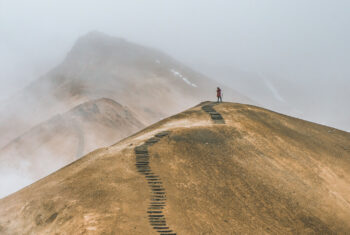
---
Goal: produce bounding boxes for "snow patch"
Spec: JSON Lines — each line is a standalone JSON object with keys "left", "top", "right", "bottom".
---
{"left": 263, "top": 79, "right": 285, "bottom": 103}
{"left": 170, "top": 69, "right": 197, "bottom": 87}
{"left": 182, "top": 77, "right": 197, "bottom": 87}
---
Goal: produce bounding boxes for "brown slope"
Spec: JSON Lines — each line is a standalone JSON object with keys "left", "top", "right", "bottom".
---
{"left": 0, "top": 31, "right": 252, "bottom": 148}
{"left": 1, "top": 102, "right": 349, "bottom": 234}
{"left": 0, "top": 98, "right": 144, "bottom": 198}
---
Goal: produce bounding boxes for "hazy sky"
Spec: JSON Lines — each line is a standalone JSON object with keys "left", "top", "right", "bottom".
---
{"left": 1, "top": 0, "right": 349, "bottom": 128}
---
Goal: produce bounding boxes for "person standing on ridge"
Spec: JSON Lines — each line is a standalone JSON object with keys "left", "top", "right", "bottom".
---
{"left": 217, "top": 87, "right": 222, "bottom": 103}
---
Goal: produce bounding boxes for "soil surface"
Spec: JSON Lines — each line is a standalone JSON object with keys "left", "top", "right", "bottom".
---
{"left": 0, "top": 102, "right": 349, "bottom": 234}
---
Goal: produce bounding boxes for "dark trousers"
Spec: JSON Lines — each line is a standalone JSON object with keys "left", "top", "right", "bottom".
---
{"left": 217, "top": 96, "right": 222, "bottom": 102}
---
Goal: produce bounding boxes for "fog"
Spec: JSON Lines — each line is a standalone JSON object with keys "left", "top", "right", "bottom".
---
{"left": 1, "top": 0, "right": 349, "bottom": 131}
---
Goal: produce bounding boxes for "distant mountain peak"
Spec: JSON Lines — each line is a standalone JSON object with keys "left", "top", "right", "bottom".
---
{"left": 66, "top": 31, "right": 129, "bottom": 61}
{"left": 78, "top": 31, "right": 126, "bottom": 44}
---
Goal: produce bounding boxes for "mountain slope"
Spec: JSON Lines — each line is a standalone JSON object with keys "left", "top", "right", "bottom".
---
{"left": 0, "top": 98, "right": 144, "bottom": 198}
{"left": 0, "top": 102, "right": 349, "bottom": 234}
{"left": 0, "top": 31, "right": 252, "bottom": 148}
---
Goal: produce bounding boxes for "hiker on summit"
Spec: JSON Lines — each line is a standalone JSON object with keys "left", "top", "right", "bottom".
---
{"left": 217, "top": 87, "right": 222, "bottom": 103}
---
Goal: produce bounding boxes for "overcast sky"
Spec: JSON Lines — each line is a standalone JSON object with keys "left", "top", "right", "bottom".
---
{"left": 0, "top": 0, "right": 349, "bottom": 128}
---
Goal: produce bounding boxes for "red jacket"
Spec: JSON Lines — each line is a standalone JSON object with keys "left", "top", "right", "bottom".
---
{"left": 217, "top": 88, "right": 221, "bottom": 97}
